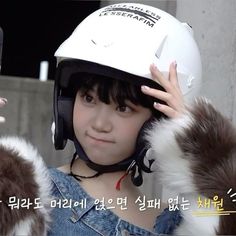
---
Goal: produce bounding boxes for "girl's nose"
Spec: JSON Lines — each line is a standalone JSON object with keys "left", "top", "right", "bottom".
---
{"left": 91, "top": 105, "right": 113, "bottom": 132}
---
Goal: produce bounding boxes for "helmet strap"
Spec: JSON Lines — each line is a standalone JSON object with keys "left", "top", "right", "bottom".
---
{"left": 73, "top": 136, "right": 135, "bottom": 173}
{"left": 68, "top": 152, "right": 101, "bottom": 181}
{"left": 115, "top": 160, "right": 145, "bottom": 190}
{"left": 115, "top": 160, "right": 136, "bottom": 190}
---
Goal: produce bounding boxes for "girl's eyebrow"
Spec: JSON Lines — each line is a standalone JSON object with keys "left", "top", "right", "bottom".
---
{"left": 80, "top": 86, "right": 96, "bottom": 93}
{"left": 124, "top": 100, "right": 139, "bottom": 108}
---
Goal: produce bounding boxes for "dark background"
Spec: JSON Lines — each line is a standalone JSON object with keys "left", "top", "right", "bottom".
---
{"left": 0, "top": 1, "right": 100, "bottom": 79}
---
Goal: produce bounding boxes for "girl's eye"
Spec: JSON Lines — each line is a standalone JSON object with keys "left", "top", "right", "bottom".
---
{"left": 116, "top": 105, "right": 133, "bottom": 113}
{"left": 82, "top": 93, "right": 95, "bottom": 104}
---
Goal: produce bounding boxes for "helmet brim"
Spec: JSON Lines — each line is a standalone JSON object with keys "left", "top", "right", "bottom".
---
{"left": 56, "top": 59, "right": 165, "bottom": 92}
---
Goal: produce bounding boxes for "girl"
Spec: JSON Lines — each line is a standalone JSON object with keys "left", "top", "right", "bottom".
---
{"left": 49, "top": 3, "right": 199, "bottom": 235}
{"left": 2, "top": 2, "right": 235, "bottom": 236}
{"left": 49, "top": 62, "right": 182, "bottom": 235}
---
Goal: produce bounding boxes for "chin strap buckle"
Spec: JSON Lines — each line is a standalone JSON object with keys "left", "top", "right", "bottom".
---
{"left": 115, "top": 160, "right": 136, "bottom": 191}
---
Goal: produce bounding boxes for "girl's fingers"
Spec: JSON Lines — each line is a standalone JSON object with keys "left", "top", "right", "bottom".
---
{"left": 150, "top": 64, "right": 172, "bottom": 92}
{"left": 141, "top": 85, "right": 183, "bottom": 118}
{"left": 141, "top": 85, "right": 182, "bottom": 110}
{"left": 151, "top": 62, "right": 181, "bottom": 94}
{"left": 153, "top": 102, "right": 179, "bottom": 118}
{"left": 142, "top": 63, "right": 185, "bottom": 118}
{"left": 141, "top": 85, "right": 172, "bottom": 102}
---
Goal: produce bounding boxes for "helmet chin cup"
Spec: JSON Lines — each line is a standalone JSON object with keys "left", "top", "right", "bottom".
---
{"left": 55, "top": 97, "right": 74, "bottom": 150}
{"left": 54, "top": 116, "right": 67, "bottom": 150}
{"left": 53, "top": 62, "right": 74, "bottom": 150}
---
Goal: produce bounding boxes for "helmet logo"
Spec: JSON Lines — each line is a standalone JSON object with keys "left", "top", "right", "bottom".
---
{"left": 99, "top": 4, "right": 161, "bottom": 28}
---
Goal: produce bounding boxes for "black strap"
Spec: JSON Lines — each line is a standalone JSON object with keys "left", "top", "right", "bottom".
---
{"left": 73, "top": 137, "right": 135, "bottom": 173}
{"left": 68, "top": 152, "right": 101, "bottom": 181}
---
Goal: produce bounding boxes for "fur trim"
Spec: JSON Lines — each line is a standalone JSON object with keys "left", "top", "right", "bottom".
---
{"left": 145, "top": 114, "right": 196, "bottom": 193}
{"left": 0, "top": 136, "right": 52, "bottom": 235}
{"left": 145, "top": 97, "right": 236, "bottom": 235}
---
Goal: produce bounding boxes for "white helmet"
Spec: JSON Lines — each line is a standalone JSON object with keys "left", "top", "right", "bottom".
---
{"left": 53, "top": 3, "right": 202, "bottom": 186}
{"left": 55, "top": 2, "right": 202, "bottom": 100}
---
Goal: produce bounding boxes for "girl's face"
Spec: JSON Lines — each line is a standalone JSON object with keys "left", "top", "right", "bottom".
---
{"left": 73, "top": 88, "right": 152, "bottom": 165}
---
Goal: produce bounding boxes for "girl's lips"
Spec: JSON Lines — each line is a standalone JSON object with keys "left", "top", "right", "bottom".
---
{"left": 87, "top": 134, "right": 115, "bottom": 143}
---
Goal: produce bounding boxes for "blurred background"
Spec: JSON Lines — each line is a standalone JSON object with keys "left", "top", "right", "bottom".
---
{"left": 0, "top": 0, "right": 236, "bottom": 199}
{"left": 0, "top": 1, "right": 100, "bottom": 79}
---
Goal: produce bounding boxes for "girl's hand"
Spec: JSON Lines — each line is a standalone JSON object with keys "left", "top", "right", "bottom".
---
{"left": 0, "top": 97, "right": 7, "bottom": 123}
{"left": 141, "top": 62, "right": 185, "bottom": 118}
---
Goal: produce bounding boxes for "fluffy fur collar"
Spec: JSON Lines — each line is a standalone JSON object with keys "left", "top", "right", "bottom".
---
{"left": 145, "top": 98, "right": 236, "bottom": 235}
{"left": 0, "top": 136, "right": 51, "bottom": 235}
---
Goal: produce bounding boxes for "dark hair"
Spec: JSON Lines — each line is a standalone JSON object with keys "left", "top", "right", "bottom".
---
{"left": 68, "top": 73, "right": 163, "bottom": 119}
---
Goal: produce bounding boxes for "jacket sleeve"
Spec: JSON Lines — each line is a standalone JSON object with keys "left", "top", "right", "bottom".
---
{"left": 145, "top": 97, "right": 236, "bottom": 235}
{"left": 0, "top": 136, "right": 51, "bottom": 236}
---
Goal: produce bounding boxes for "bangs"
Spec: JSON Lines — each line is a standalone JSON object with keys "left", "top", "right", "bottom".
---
{"left": 86, "top": 76, "right": 147, "bottom": 106}
{"left": 69, "top": 73, "right": 163, "bottom": 118}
